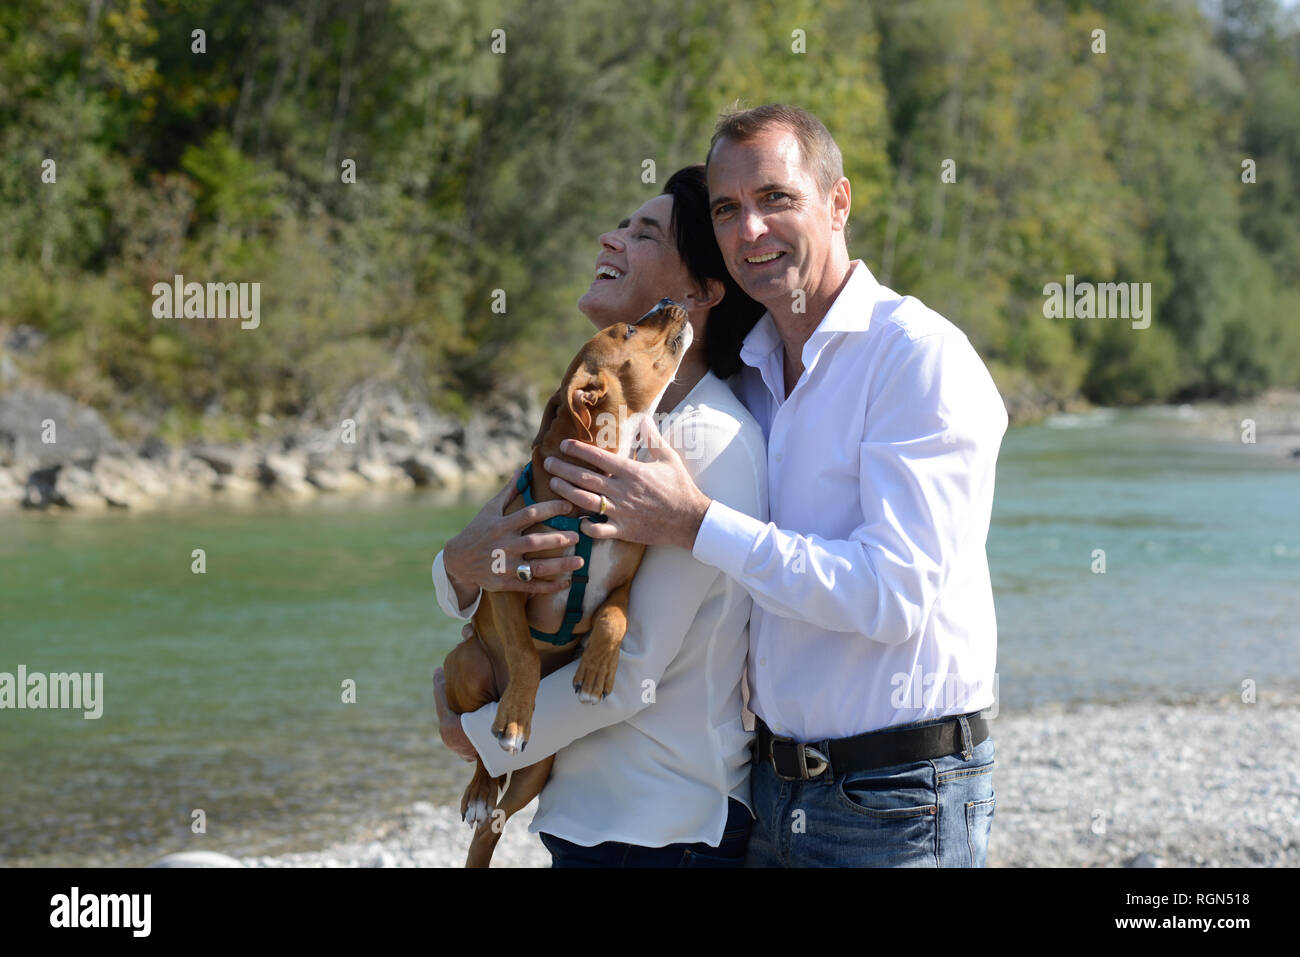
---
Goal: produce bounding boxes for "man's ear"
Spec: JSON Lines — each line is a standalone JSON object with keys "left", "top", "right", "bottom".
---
{"left": 531, "top": 389, "right": 563, "bottom": 450}
{"left": 829, "top": 176, "right": 851, "bottom": 231}
{"left": 565, "top": 374, "right": 607, "bottom": 443}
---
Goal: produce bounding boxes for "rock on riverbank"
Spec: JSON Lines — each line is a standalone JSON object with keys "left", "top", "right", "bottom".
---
{"left": 1140, "top": 389, "right": 1300, "bottom": 460}
{"left": 0, "top": 384, "right": 541, "bottom": 513}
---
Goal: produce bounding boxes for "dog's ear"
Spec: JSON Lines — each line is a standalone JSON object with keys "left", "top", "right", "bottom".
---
{"left": 531, "top": 389, "right": 563, "bottom": 450}
{"left": 565, "top": 374, "right": 607, "bottom": 443}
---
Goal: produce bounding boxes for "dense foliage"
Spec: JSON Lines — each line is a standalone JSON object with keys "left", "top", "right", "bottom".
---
{"left": 1, "top": 0, "right": 1297, "bottom": 439}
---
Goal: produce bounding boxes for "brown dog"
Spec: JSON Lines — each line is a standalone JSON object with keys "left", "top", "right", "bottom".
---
{"left": 441, "top": 298, "right": 693, "bottom": 867}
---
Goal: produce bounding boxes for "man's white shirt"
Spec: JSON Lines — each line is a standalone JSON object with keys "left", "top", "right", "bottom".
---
{"left": 693, "top": 260, "right": 1008, "bottom": 742}
{"left": 431, "top": 371, "right": 767, "bottom": 848}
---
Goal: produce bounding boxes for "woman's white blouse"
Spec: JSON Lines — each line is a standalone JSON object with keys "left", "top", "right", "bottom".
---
{"left": 431, "top": 371, "right": 768, "bottom": 848}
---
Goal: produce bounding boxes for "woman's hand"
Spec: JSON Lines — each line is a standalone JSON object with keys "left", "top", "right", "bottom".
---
{"left": 433, "top": 657, "right": 477, "bottom": 762}
{"left": 442, "top": 468, "right": 588, "bottom": 602}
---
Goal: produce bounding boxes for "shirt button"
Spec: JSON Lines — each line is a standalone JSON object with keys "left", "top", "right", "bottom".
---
{"left": 774, "top": 452, "right": 783, "bottom": 463}
{"left": 759, "top": 657, "right": 767, "bottom": 667}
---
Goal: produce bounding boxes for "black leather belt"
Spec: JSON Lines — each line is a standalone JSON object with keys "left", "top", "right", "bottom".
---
{"left": 756, "top": 713, "right": 990, "bottom": 781}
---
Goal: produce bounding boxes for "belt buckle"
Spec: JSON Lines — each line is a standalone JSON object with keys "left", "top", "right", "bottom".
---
{"left": 768, "top": 733, "right": 830, "bottom": 781}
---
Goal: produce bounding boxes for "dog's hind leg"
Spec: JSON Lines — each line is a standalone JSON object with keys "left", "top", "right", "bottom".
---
{"left": 443, "top": 635, "right": 496, "bottom": 706}
{"left": 465, "top": 755, "right": 555, "bottom": 868}
{"left": 460, "top": 758, "right": 505, "bottom": 828}
{"left": 443, "top": 624, "right": 508, "bottom": 827}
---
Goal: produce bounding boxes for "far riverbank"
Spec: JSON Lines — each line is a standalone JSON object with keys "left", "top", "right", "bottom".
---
{"left": 3, "top": 382, "right": 1298, "bottom": 516}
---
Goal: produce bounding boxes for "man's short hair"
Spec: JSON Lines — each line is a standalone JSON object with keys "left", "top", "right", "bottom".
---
{"left": 706, "top": 103, "right": 845, "bottom": 198}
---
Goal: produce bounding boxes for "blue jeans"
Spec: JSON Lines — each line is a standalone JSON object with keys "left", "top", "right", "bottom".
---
{"left": 539, "top": 798, "right": 753, "bottom": 867}
{"left": 745, "top": 714, "right": 996, "bottom": 867}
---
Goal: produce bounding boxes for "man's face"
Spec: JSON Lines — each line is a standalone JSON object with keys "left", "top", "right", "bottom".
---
{"left": 578, "top": 194, "right": 692, "bottom": 329}
{"left": 707, "top": 126, "right": 840, "bottom": 309}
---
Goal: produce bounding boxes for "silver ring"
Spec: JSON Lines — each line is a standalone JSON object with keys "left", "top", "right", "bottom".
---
{"left": 515, "top": 563, "right": 533, "bottom": 583}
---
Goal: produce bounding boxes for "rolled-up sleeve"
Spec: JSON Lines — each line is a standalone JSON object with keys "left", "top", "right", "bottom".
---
{"left": 692, "top": 330, "right": 1007, "bottom": 644}
{"left": 432, "top": 549, "right": 481, "bottom": 621}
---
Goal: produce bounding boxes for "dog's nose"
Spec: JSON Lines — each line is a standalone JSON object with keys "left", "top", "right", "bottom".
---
{"left": 634, "top": 298, "right": 685, "bottom": 325}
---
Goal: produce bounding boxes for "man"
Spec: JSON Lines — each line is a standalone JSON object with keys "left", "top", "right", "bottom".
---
{"left": 545, "top": 104, "right": 1008, "bottom": 867}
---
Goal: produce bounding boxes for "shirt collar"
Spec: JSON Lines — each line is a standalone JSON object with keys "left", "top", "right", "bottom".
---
{"left": 809, "top": 259, "right": 880, "bottom": 336}
{"left": 738, "top": 260, "right": 881, "bottom": 369}
{"left": 739, "top": 311, "right": 782, "bottom": 365}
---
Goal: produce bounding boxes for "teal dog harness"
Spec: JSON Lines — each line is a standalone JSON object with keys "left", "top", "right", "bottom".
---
{"left": 516, "top": 461, "right": 608, "bottom": 645}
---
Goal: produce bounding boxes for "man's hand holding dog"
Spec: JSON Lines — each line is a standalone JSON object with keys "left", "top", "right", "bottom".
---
{"left": 546, "top": 416, "right": 712, "bottom": 550}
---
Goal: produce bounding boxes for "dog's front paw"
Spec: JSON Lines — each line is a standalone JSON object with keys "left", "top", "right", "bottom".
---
{"left": 491, "top": 708, "right": 530, "bottom": 753}
{"left": 493, "top": 724, "right": 527, "bottom": 753}
{"left": 573, "top": 644, "right": 619, "bottom": 704}
{"left": 491, "top": 691, "right": 535, "bottom": 753}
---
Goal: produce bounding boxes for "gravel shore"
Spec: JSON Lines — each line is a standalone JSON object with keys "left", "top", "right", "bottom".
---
{"left": 234, "top": 693, "right": 1299, "bottom": 868}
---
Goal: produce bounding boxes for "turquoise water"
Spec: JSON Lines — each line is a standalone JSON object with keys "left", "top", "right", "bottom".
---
{"left": 1, "top": 411, "right": 1297, "bottom": 865}
{"left": 988, "top": 412, "right": 1299, "bottom": 707}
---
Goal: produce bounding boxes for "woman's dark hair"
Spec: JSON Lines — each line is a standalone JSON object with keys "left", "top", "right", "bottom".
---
{"left": 662, "top": 164, "right": 765, "bottom": 379}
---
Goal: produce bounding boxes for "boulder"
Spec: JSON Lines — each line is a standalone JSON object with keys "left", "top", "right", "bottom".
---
{"left": 4, "top": 325, "right": 47, "bottom": 355}
{"left": 397, "top": 450, "right": 463, "bottom": 488}
{"left": 257, "top": 452, "right": 313, "bottom": 497}
{"left": 138, "top": 436, "right": 172, "bottom": 463}
{"left": 329, "top": 382, "right": 463, "bottom": 456}
{"left": 190, "top": 446, "right": 235, "bottom": 476}
{"left": 296, "top": 427, "right": 360, "bottom": 473}
{"left": 150, "top": 851, "right": 244, "bottom": 868}
{"left": 306, "top": 466, "right": 371, "bottom": 494}
{"left": 23, "top": 463, "right": 108, "bottom": 510}
{"left": 172, "top": 456, "right": 221, "bottom": 501}
{"left": 354, "top": 457, "right": 414, "bottom": 489}
{"left": 134, "top": 457, "right": 174, "bottom": 498}
{"left": 213, "top": 473, "right": 261, "bottom": 499}
{"left": 20, "top": 466, "right": 55, "bottom": 508}
{"left": 0, "top": 466, "right": 23, "bottom": 509}
{"left": 0, "top": 389, "right": 120, "bottom": 467}
{"left": 378, "top": 414, "right": 424, "bottom": 447}
{"left": 91, "top": 455, "right": 157, "bottom": 509}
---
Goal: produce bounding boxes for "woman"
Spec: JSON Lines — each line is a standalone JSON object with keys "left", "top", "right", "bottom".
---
{"left": 431, "top": 165, "right": 768, "bottom": 866}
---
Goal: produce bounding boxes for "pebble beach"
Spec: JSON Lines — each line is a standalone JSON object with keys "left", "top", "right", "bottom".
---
{"left": 230, "top": 693, "right": 1300, "bottom": 868}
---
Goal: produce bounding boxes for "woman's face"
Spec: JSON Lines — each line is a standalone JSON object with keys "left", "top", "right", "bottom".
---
{"left": 578, "top": 194, "right": 698, "bottom": 330}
